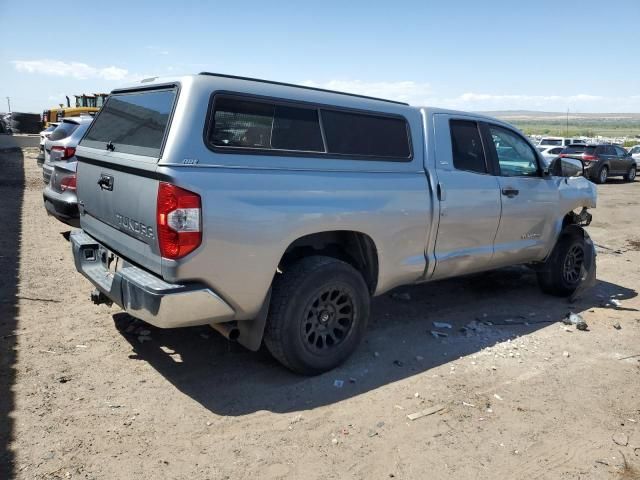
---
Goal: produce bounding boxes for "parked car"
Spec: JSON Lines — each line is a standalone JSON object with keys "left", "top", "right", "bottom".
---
{"left": 36, "top": 122, "right": 59, "bottom": 167}
{"left": 43, "top": 161, "right": 79, "bottom": 227}
{"left": 42, "top": 117, "right": 92, "bottom": 184}
{"left": 537, "top": 146, "right": 565, "bottom": 165}
{"left": 69, "top": 73, "right": 597, "bottom": 374}
{"left": 629, "top": 145, "right": 640, "bottom": 168}
{"left": 538, "top": 137, "right": 585, "bottom": 147}
{"left": 560, "top": 144, "right": 636, "bottom": 183}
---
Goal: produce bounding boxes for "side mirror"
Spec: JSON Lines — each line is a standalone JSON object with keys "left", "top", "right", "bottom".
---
{"left": 548, "top": 157, "right": 584, "bottom": 178}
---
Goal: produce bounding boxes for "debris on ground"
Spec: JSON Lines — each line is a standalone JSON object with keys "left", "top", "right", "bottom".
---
{"left": 612, "top": 432, "right": 629, "bottom": 446}
{"left": 563, "top": 351, "right": 570, "bottom": 358}
{"left": 563, "top": 312, "right": 588, "bottom": 331}
{"left": 406, "top": 404, "right": 445, "bottom": 421}
{"left": 614, "top": 322, "right": 622, "bottom": 330}
{"left": 333, "top": 380, "right": 344, "bottom": 388}
{"left": 610, "top": 298, "right": 622, "bottom": 308}
{"left": 430, "top": 330, "right": 448, "bottom": 339}
{"left": 432, "top": 321, "right": 452, "bottom": 329}
{"left": 390, "top": 292, "right": 411, "bottom": 301}
{"left": 493, "top": 394, "right": 503, "bottom": 401}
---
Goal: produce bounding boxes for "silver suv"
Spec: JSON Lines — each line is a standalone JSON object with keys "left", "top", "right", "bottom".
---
{"left": 70, "top": 73, "right": 597, "bottom": 374}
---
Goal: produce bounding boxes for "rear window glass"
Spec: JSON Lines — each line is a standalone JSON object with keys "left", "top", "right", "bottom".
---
{"left": 210, "top": 97, "right": 324, "bottom": 152}
{"left": 563, "top": 145, "right": 592, "bottom": 154}
{"left": 81, "top": 88, "right": 176, "bottom": 157}
{"left": 49, "top": 122, "right": 79, "bottom": 141}
{"left": 321, "top": 110, "right": 410, "bottom": 158}
{"left": 541, "top": 139, "right": 563, "bottom": 146}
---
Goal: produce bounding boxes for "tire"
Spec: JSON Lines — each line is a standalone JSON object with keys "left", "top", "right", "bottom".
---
{"left": 537, "top": 231, "right": 586, "bottom": 297}
{"left": 264, "top": 256, "right": 370, "bottom": 375}
{"left": 595, "top": 165, "right": 608, "bottom": 184}
{"left": 624, "top": 165, "right": 636, "bottom": 182}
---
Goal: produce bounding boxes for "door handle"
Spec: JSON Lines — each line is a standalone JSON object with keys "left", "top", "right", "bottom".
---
{"left": 501, "top": 187, "right": 519, "bottom": 198}
{"left": 437, "top": 182, "right": 446, "bottom": 201}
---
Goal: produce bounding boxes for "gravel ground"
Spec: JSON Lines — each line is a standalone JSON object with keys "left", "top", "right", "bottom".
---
{"left": 1, "top": 147, "right": 639, "bottom": 479}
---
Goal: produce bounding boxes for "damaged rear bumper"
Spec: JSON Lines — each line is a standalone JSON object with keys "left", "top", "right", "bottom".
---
{"left": 70, "top": 230, "right": 236, "bottom": 328}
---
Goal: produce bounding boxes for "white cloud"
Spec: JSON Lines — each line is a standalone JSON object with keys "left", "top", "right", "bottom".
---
{"left": 13, "top": 59, "right": 129, "bottom": 81}
{"left": 302, "top": 79, "right": 640, "bottom": 112}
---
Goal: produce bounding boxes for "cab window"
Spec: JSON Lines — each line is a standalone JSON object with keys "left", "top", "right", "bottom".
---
{"left": 449, "top": 120, "right": 487, "bottom": 174}
{"left": 489, "top": 126, "right": 539, "bottom": 177}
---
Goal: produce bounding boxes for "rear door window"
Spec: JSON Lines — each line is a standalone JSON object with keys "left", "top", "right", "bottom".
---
{"left": 49, "top": 122, "right": 79, "bottom": 141}
{"left": 81, "top": 87, "right": 177, "bottom": 157}
{"left": 449, "top": 120, "right": 487, "bottom": 173}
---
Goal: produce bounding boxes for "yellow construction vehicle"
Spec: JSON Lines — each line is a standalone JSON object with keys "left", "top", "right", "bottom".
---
{"left": 42, "top": 93, "right": 109, "bottom": 127}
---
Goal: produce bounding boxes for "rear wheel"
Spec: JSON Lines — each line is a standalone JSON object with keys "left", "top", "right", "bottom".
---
{"left": 624, "top": 165, "right": 636, "bottom": 182}
{"left": 595, "top": 165, "right": 608, "bottom": 184}
{"left": 537, "top": 231, "right": 586, "bottom": 296}
{"left": 264, "top": 256, "right": 370, "bottom": 375}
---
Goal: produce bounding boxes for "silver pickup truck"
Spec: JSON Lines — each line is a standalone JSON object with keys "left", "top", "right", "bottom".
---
{"left": 70, "top": 73, "right": 597, "bottom": 374}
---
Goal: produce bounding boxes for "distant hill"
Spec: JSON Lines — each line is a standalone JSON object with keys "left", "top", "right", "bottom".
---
{"left": 477, "top": 110, "right": 640, "bottom": 121}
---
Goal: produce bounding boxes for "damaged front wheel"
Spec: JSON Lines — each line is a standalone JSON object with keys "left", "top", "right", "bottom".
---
{"left": 537, "top": 229, "right": 588, "bottom": 297}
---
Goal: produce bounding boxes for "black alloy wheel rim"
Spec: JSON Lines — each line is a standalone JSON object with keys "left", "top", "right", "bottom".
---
{"left": 563, "top": 244, "right": 585, "bottom": 284}
{"left": 301, "top": 286, "right": 355, "bottom": 354}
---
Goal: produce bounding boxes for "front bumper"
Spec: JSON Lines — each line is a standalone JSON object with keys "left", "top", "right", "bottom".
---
{"left": 70, "top": 230, "right": 235, "bottom": 328}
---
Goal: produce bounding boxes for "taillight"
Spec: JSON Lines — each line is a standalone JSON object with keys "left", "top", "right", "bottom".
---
{"left": 157, "top": 182, "right": 202, "bottom": 259}
{"left": 60, "top": 174, "right": 77, "bottom": 191}
{"left": 51, "top": 146, "right": 76, "bottom": 160}
{"left": 582, "top": 154, "right": 597, "bottom": 162}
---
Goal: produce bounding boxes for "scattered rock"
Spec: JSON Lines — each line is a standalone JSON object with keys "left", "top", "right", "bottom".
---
{"left": 610, "top": 298, "right": 622, "bottom": 308}
{"left": 331, "top": 438, "right": 338, "bottom": 445}
{"left": 563, "top": 312, "right": 588, "bottom": 331}
{"left": 137, "top": 335, "right": 152, "bottom": 344}
{"left": 415, "top": 355, "right": 424, "bottom": 361}
{"left": 612, "top": 432, "right": 629, "bottom": 446}
{"left": 333, "top": 380, "right": 344, "bottom": 388}
{"left": 613, "top": 322, "right": 622, "bottom": 330}
{"left": 432, "top": 321, "right": 452, "bottom": 329}
{"left": 493, "top": 394, "right": 503, "bottom": 401}
{"left": 138, "top": 329, "right": 151, "bottom": 336}
{"left": 58, "top": 376, "right": 71, "bottom": 384}
{"left": 563, "top": 351, "right": 570, "bottom": 358}
{"left": 393, "top": 360, "right": 404, "bottom": 367}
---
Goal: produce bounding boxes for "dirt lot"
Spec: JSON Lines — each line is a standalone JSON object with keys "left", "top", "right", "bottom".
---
{"left": 1, "top": 147, "right": 639, "bottom": 479}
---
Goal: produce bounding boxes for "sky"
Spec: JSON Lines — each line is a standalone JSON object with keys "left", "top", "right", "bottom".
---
{"left": 1, "top": 0, "right": 639, "bottom": 113}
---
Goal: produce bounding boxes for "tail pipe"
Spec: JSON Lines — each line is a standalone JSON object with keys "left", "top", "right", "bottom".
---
{"left": 211, "top": 321, "right": 240, "bottom": 341}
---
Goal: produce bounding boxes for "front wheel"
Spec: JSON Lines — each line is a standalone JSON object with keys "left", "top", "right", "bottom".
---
{"left": 624, "top": 165, "right": 636, "bottom": 182}
{"left": 537, "top": 231, "right": 586, "bottom": 296}
{"left": 264, "top": 256, "right": 370, "bottom": 375}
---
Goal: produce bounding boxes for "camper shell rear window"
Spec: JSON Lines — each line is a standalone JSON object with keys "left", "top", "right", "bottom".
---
{"left": 81, "top": 87, "right": 177, "bottom": 157}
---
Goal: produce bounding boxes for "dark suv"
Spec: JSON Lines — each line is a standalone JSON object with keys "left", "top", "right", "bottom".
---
{"left": 560, "top": 144, "right": 636, "bottom": 183}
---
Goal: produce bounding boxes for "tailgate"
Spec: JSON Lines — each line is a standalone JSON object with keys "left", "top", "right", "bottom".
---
{"left": 76, "top": 86, "right": 178, "bottom": 275}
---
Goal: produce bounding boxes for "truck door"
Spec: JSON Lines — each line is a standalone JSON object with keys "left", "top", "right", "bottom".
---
{"left": 430, "top": 114, "right": 501, "bottom": 279}
{"left": 483, "top": 123, "right": 559, "bottom": 266}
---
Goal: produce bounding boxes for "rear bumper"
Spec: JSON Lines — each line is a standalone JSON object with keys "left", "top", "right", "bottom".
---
{"left": 43, "top": 188, "right": 79, "bottom": 227}
{"left": 70, "top": 230, "right": 235, "bottom": 328}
